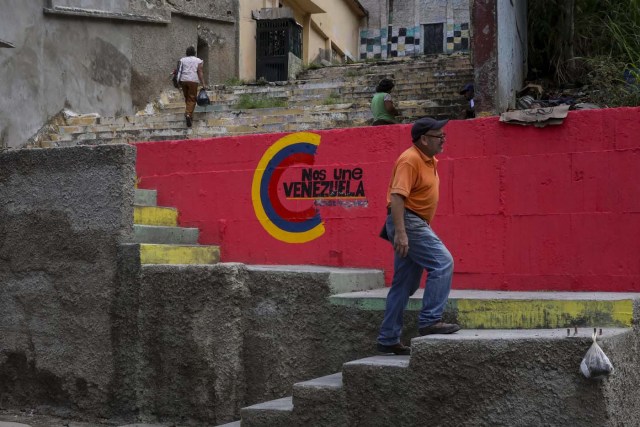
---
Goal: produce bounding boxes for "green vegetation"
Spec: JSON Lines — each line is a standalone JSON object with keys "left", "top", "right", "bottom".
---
{"left": 344, "top": 69, "right": 362, "bottom": 77}
{"left": 234, "top": 94, "right": 287, "bottom": 110}
{"left": 322, "top": 92, "right": 342, "bottom": 105}
{"left": 583, "top": 57, "right": 640, "bottom": 107}
{"left": 528, "top": 0, "right": 639, "bottom": 106}
{"left": 224, "top": 77, "right": 246, "bottom": 86}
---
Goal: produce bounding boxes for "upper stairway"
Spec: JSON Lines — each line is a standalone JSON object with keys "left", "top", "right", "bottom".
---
{"left": 33, "top": 54, "right": 473, "bottom": 147}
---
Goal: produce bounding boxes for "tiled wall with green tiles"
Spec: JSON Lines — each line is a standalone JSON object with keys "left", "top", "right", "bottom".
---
{"left": 446, "top": 22, "right": 470, "bottom": 52}
{"left": 360, "top": 21, "right": 469, "bottom": 60}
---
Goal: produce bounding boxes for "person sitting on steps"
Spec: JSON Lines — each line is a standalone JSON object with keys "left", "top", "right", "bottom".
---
{"left": 177, "top": 46, "right": 206, "bottom": 128}
{"left": 371, "top": 78, "right": 399, "bottom": 125}
{"left": 459, "top": 82, "right": 475, "bottom": 119}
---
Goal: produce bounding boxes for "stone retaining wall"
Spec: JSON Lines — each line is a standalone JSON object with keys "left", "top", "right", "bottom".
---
{"left": 0, "top": 145, "right": 135, "bottom": 418}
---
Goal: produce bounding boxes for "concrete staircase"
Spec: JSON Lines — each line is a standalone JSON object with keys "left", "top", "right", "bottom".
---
{"left": 133, "top": 188, "right": 219, "bottom": 264}
{"left": 33, "top": 54, "right": 473, "bottom": 147}
{"left": 236, "top": 327, "right": 640, "bottom": 426}
{"left": 227, "top": 287, "right": 640, "bottom": 426}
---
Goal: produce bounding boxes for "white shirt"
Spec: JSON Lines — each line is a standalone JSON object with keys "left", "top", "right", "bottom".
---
{"left": 178, "top": 56, "right": 203, "bottom": 83}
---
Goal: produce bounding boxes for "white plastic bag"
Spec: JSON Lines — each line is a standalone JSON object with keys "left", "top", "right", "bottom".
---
{"left": 580, "top": 331, "right": 614, "bottom": 379}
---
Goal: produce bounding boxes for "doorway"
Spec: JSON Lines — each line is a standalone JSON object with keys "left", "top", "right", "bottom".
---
{"left": 423, "top": 23, "right": 444, "bottom": 55}
{"left": 197, "top": 37, "right": 210, "bottom": 83}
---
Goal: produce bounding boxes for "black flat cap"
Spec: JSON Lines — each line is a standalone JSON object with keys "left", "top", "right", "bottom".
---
{"left": 411, "top": 117, "right": 449, "bottom": 142}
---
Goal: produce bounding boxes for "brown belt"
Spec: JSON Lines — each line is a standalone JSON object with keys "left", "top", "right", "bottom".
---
{"left": 386, "top": 207, "right": 425, "bottom": 221}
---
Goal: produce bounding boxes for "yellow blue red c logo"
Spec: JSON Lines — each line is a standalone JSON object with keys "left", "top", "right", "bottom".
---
{"left": 251, "top": 132, "right": 325, "bottom": 243}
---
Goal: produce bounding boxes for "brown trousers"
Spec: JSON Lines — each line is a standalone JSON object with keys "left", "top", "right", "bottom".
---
{"left": 181, "top": 81, "right": 199, "bottom": 116}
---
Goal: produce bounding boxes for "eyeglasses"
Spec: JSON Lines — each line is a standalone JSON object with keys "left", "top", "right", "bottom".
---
{"left": 424, "top": 133, "right": 446, "bottom": 141}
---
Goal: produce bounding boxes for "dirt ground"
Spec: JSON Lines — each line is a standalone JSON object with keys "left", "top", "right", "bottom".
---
{"left": 0, "top": 409, "right": 120, "bottom": 426}
{"left": 0, "top": 409, "right": 182, "bottom": 427}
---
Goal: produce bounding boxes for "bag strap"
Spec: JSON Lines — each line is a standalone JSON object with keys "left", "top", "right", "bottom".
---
{"left": 176, "top": 59, "right": 183, "bottom": 81}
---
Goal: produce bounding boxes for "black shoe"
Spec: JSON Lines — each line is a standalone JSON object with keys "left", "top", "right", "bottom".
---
{"left": 186, "top": 115, "right": 192, "bottom": 127}
{"left": 377, "top": 342, "right": 411, "bottom": 355}
{"left": 418, "top": 322, "right": 461, "bottom": 336}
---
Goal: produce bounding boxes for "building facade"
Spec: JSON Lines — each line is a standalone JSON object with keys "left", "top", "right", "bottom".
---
{"left": 358, "top": 0, "right": 471, "bottom": 59}
{"left": 358, "top": 0, "right": 528, "bottom": 113}
{"left": 0, "top": 0, "right": 239, "bottom": 150}
{"left": 238, "top": 0, "right": 367, "bottom": 81}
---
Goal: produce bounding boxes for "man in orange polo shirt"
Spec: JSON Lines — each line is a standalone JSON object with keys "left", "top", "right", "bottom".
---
{"left": 377, "top": 117, "right": 460, "bottom": 356}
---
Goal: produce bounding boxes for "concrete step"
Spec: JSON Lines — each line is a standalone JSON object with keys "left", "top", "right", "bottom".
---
{"left": 141, "top": 108, "right": 370, "bottom": 126}
{"left": 299, "top": 56, "right": 471, "bottom": 78}
{"left": 342, "top": 328, "right": 635, "bottom": 426}
{"left": 292, "top": 372, "right": 346, "bottom": 426}
{"left": 79, "top": 105, "right": 366, "bottom": 130}
{"left": 246, "top": 265, "right": 385, "bottom": 294}
{"left": 240, "top": 396, "right": 293, "bottom": 427}
{"left": 134, "top": 206, "right": 178, "bottom": 226}
{"left": 134, "top": 188, "right": 157, "bottom": 206}
{"left": 160, "top": 73, "right": 471, "bottom": 101}
{"left": 139, "top": 243, "right": 219, "bottom": 265}
{"left": 156, "top": 79, "right": 471, "bottom": 110}
{"left": 150, "top": 103, "right": 363, "bottom": 119}
{"left": 53, "top": 117, "right": 383, "bottom": 145}
{"left": 65, "top": 115, "right": 100, "bottom": 126}
{"left": 133, "top": 224, "right": 199, "bottom": 245}
{"left": 238, "top": 372, "right": 346, "bottom": 427}
{"left": 342, "top": 355, "right": 412, "bottom": 426}
{"left": 330, "top": 288, "right": 640, "bottom": 329}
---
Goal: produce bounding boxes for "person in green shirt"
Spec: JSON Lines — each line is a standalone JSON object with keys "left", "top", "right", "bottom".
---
{"left": 371, "top": 78, "right": 399, "bottom": 125}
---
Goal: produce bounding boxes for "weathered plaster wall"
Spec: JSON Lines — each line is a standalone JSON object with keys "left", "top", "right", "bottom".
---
{"left": 311, "top": 0, "right": 365, "bottom": 60}
{"left": 238, "top": 0, "right": 259, "bottom": 81}
{"left": 136, "top": 107, "right": 640, "bottom": 292}
{"left": 0, "top": 0, "right": 133, "bottom": 150}
{"left": 496, "top": 0, "right": 527, "bottom": 112}
{"left": 0, "top": 0, "right": 238, "bottom": 149}
{"left": 358, "top": 0, "right": 385, "bottom": 28}
{"left": 308, "top": 22, "right": 329, "bottom": 62}
{"left": 0, "top": 145, "right": 135, "bottom": 417}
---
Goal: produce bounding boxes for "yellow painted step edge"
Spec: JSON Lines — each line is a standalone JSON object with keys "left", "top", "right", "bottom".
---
{"left": 455, "top": 299, "right": 634, "bottom": 329}
{"left": 134, "top": 206, "right": 178, "bottom": 226}
{"left": 140, "top": 244, "right": 220, "bottom": 265}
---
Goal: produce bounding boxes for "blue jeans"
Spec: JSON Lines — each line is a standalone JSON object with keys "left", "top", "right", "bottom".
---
{"left": 377, "top": 212, "right": 454, "bottom": 346}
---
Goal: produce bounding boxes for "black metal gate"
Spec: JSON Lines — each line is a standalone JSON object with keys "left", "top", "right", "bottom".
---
{"left": 256, "top": 18, "right": 302, "bottom": 82}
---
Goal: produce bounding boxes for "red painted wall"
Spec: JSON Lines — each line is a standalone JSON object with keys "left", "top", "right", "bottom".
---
{"left": 135, "top": 107, "right": 640, "bottom": 291}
